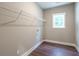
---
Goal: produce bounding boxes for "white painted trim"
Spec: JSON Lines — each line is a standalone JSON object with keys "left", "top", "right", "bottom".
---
{"left": 21, "top": 41, "right": 43, "bottom": 56}
{"left": 43, "top": 39, "right": 79, "bottom": 52}
{"left": 74, "top": 45, "right": 79, "bottom": 52}
{"left": 21, "top": 39, "right": 79, "bottom": 56}
{"left": 43, "top": 39, "right": 76, "bottom": 46}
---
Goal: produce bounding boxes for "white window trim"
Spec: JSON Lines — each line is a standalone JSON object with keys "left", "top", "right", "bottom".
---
{"left": 52, "top": 12, "right": 66, "bottom": 28}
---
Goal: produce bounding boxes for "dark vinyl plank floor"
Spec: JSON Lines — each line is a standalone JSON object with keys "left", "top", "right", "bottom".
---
{"left": 29, "top": 41, "right": 79, "bottom": 56}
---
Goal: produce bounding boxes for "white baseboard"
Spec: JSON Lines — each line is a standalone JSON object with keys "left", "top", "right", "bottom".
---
{"left": 21, "top": 41, "right": 43, "bottom": 56}
{"left": 43, "top": 39, "right": 79, "bottom": 52}
{"left": 43, "top": 39, "right": 76, "bottom": 47}
{"left": 74, "top": 45, "right": 79, "bottom": 52}
{"left": 21, "top": 39, "right": 79, "bottom": 56}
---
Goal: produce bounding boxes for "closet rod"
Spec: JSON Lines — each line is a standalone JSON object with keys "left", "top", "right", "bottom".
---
{"left": 0, "top": 24, "right": 43, "bottom": 27}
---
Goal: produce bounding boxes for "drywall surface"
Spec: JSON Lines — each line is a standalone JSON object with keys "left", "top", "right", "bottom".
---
{"left": 75, "top": 2, "right": 79, "bottom": 51}
{"left": 43, "top": 3, "right": 76, "bottom": 44}
{"left": 0, "top": 2, "right": 43, "bottom": 56}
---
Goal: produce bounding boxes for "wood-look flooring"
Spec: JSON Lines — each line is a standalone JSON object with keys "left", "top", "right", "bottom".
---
{"left": 29, "top": 41, "right": 79, "bottom": 56}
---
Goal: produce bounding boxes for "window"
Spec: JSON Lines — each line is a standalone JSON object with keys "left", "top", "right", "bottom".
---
{"left": 53, "top": 13, "right": 65, "bottom": 28}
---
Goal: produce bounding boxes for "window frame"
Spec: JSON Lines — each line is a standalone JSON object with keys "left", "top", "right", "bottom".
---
{"left": 52, "top": 12, "right": 66, "bottom": 28}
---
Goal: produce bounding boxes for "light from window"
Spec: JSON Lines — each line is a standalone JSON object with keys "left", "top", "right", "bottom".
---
{"left": 53, "top": 13, "right": 65, "bottom": 28}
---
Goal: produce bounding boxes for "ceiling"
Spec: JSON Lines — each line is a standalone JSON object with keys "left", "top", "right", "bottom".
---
{"left": 36, "top": 2, "right": 73, "bottom": 10}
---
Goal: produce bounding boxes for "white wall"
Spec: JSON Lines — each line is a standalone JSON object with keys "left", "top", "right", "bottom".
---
{"left": 43, "top": 3, "right": 76, "bottom": 44}
{"left": 0, "top": 2, "right": 43, "bottom": 56}
{"left": 75, "top": 2, "right": 79, "bottom": 51}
